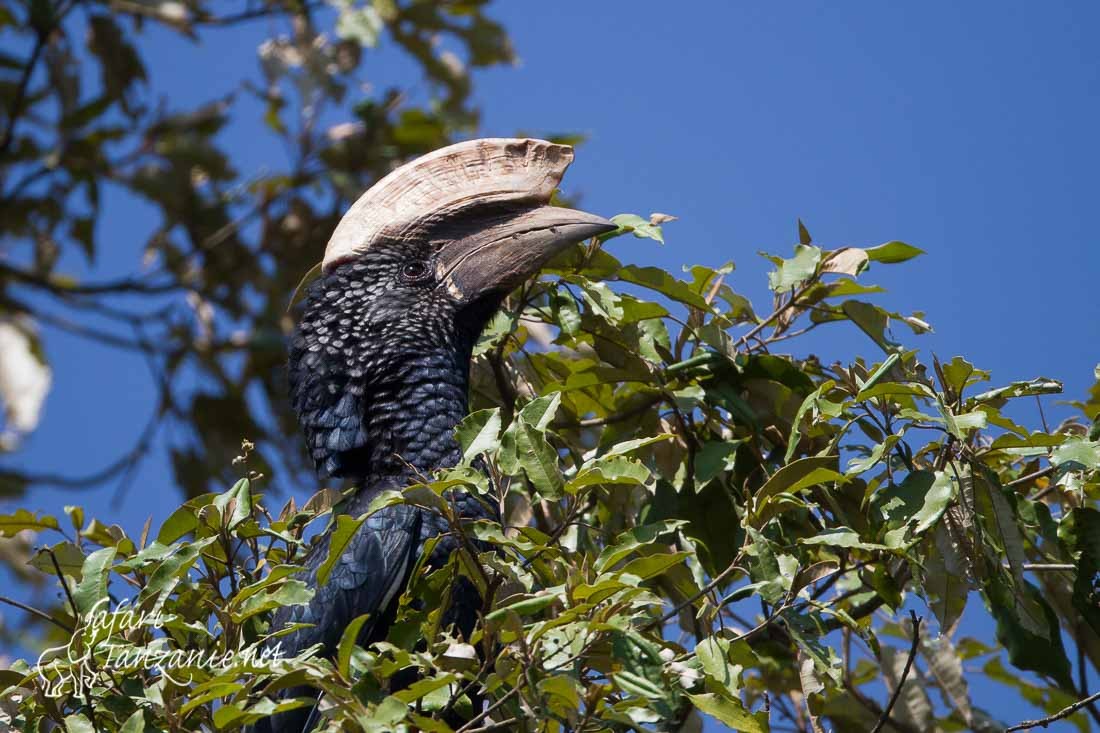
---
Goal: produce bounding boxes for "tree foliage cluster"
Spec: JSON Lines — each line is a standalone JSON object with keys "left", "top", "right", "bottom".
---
{"left": 0, "top": 0, "right": 515, "bottom": 499}
{"left": 4, "top": 220, "right": 1100, "bottom": 731}
{"left": 2, "top": 1, "right": 1100, "bottom": 732}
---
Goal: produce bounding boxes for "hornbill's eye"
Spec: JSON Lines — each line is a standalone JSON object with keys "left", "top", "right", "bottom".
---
{"left": 399, "top": 261, "right": 432, "bottom": 284}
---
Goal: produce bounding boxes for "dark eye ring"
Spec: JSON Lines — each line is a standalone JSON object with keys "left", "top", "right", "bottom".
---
{"left": 400, "top": 261, "right": 432, "bottom": 283}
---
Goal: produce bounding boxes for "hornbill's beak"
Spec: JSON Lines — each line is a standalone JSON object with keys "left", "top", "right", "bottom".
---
{"left": 320, "top": 138, "right": 614, "bottom": 296}
{"left": 437, "top": 206, "right": 616, "bottom": 301}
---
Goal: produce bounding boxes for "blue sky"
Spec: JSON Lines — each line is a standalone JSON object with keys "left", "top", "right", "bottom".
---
{"left": 4, "top": 2, "right": 1100, "bottom": 729}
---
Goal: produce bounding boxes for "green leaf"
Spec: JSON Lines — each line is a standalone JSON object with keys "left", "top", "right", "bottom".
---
{"left": 1052, "top": 438, "right": 1100, "bottom": 470}
{"left": 550, "top": 289, "right": 581, "bottom": 335}
{"left": 514, "top": 421, "right": 564, "bottom": 499}
{"left": 595, "top": 520, "right": 687, "bottom": 572}
{"left": 786, "top": 379, "right": 838, "bottom": 463}
{"left": 798, "top": 218, "right": 813, "bottom": 245}
{"left": 394, "top": 674, "right": 459, "bottom": 706}
{"left": 73, "top": 546, "right": 116, "bottom": 614}
{"left": 924, "top": 525, "right": 970, "bottom": 635}
{"left": 179, "top": 683, "right": 246, "bottom": 715}
{"left": 864, "top": 241, "right": 924, "bottom": 263}
{"left": 538, "top": 675, "right": 582, "bottom": 717}
{"left": 798, "top": 528, "right": 887, "bottom": 551}
{"left": 601, "top": 434, "right": 674, "bottom": 457}
{"left": 750, "top": 456, "right": 842, "bottom": 527}
{"left": 693, "top": 440, "right": 742, "bottom": 487}
{"left": 30, "top": 541, "right": 85, "bottom": 580}
{"left": 767, "top": 244, "right": 821, "bottom": 293}
{"left": 696, "top": 636, "right": 740, "bottom": 694}
{"left": 970, "top": 378, "right": 1062, "bottom": 404}
{"left": 986, "top": 570, "right": 1074, "bottom": 690}
{"left": 578, "top": 279, "right": 625, "bottom": 324}
{"left": 974, "top": 472, "right": 1030, "bottom": 590}
{"left": 617, "top": 266, "right": 709, "bottom": 309}
{"left": 856, "top": 353, "right": 900, "bottom": 393}
{"left": 213, "top": 478, "right": 251, "bottom": 530}
{"left": 567, "top": 455, "right": 650, "bottom": 494}
{"left": 0, "top": 509, "right": 60, "bottom": 537}
{"left": 846, "top": 436, "right": 898, "bottom": 475}
{"left": 63, "top": 505, "right": 84, "bottom": 533}
{"left": 337, "top": 613, "right": 372, "bottom": 679}
{"left": 485, "top": 586, "right": 564, "bottom": 620}
{"left": 610, "top": 630, "right": 668, "bottom": 703}
{"left": 233, "top": 579, "right": 313, "bottom": 622}
{"left": 317, "top": 514, "right": 368, "bottom": 586}
{"left": 688, "top": 692, "right": 769, "bottom": 732}
{"left": 609, "top": 213, "right": 667, "bottom": 244}
{"left": 119, "top": 710, "right": 144, "bottom": 733}
{"left": 455, "top": 408, "right": 502, "bottom": 463}
{"left": 619, "top": 551, "right": 689, "bottom": 580}
{"left": 64, "top": 714, "right": 95, "bottom": 733}
{"left": 68, "top": 216, "right": 96, "bottom": 262}
{"left": 139, "top": 537, "right": 215, "bottom": 602}
{"left": 156, "top": 503, "right": 200, "bottom": 544}
{"left": 87, "top": 15, "right": 147, "bottom": 102}
{"left": 877, "top": 470, "right": 956, "bottom": 549}
{"left": 842, "top": 300, "right": 901, "bottom": 353}
{"left": 229, "top": 564, "right": 304, "bottom": 609}
{"left": 518, "top": 392, "right": 562, "bottom": 430}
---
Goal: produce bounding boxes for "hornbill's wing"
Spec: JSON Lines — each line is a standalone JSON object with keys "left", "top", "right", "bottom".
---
{"left": 254, "top": 501, "right": 423, "bottom": 733}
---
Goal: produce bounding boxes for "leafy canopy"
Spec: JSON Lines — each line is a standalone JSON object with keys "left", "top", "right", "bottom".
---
{"left": 4, "top": 218, "right": 1100, "bottom": 732}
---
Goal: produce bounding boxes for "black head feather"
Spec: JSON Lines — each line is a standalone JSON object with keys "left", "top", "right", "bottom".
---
{"left": 288, "top": 237, "right": 499, "bottom": 480}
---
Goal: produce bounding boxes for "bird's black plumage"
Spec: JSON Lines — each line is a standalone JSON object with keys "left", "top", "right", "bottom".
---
{"left": 251, "top": 139, "right": 615, "bottom": 732}
{"left": 257, "top": 243, "right": 500, "bottom": 732}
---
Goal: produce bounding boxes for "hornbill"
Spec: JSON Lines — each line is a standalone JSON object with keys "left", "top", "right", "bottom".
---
{"left": 256, "top": 138, "right": 615, "bottom": 731}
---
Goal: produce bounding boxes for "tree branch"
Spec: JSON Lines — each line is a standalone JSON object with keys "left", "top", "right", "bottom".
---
{"left": 646, "top": 558, "right": 745, "bottom": 631}
{"left": 0, "top": 594, "right": 73, "bottom": 633}
{"left": 0, "top": 262, "right": 179, "bottom": 296}
{"left": 1005, "top": 465, "right": 1056, "bottom": 490}
{"left": 735, "top": 277, "right": 818, "bottom": 350}
{"left": 1006, "top": 689, "right": 1100, "bottom": 732}
{"left": 0, "top": 29, "right": 46, "bottom": 157}
{"left": 870, "top": 610, "right": 922, "bottom": 733}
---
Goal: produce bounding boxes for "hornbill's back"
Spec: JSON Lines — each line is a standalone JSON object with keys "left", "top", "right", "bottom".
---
{"left": 255, "top": 139, "right": 615, "bottom": 732}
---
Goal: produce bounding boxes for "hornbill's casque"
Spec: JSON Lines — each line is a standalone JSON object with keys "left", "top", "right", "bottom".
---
{"left": 257, "top": 138, "right": 615, "bottom": 732}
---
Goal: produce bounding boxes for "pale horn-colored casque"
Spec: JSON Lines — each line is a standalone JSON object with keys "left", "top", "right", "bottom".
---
{"left": 322, "top": 138, "right": 574, "bottom": 272}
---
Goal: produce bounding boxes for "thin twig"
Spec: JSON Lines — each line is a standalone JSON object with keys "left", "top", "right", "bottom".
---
{"left": 870, "top": 610, "right": 922, "bottom": 733}
{"left": 1005, "top": 465, "right": 1056, "bottom": 490}
{"left": 1006, "top": 689, "right": 1100, "bottom": 731}
{"left": 646, "top": 559, "right": 744, "bottom": 630}
{"left": 0, "top": 30, "right": 45, "bottom": 156}
{"left": 47, "top": 547, "right": 80, "bottom": 620}
{"left": 47, "top": 547, "right": 103, "bottom": 731}
{"left": 454, "top": 686, "right": 519, "bottom": 733}
{"left": 1035, "top": 395, "right": 1050, "bottom": 434}
{"left": 460, "top": 718, "right": 520, "bottom": 733}
{"left": 0, "top": 594, "right": 73, "bottom": 633}
{"left": 0, "top": 262, "right": 178, "bottom": 296}
{"left": 1021, "top": 563, "right": 1074, "bottom": 572}
{"left": 572, "top": 397, "right": 662, "bottom": 428}
{"left": 735, "top": 278, "right": 817, "bottom": 350}
{"left": 11, "top": 410, "right": 159, "bottom": 490}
